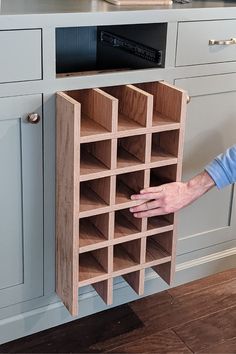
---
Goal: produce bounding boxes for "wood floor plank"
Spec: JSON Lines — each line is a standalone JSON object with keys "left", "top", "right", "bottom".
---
{"left": 0, "top": 305, "right": 143, "bottom": 353}
{"left": 196, "top": 337, "right": 236, "bottom": 354}
{"left": 91, "top": 291, "right": 174, "bottom": 352}
{"left": 129, "top": 277, "right": 236, "bottom": 332}
{"left": 168, "top": 268, "right": 236, "bottom": 298}
{"left": 173, "top": 305, "right": 236, "bottom": 353}
{"left": 106, "top": 329, "right": 192, "bottom": 353}
{"left": 92, "top": 275, "right": 236, "bottom": 352}
{"left": 1, "top": 270, "right": 236, "bottom": 353}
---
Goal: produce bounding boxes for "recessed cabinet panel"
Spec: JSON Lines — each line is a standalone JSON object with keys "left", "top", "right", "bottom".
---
{"left": 0, "top": 95, "right": 43, "bottom": 308}
{"left": 0, "top": 119, "right": 23, "bottom": 289}
{"left": 0, "top": 30, "right": 42, "bottom": 83}
{"left": 176, "top": 81, "right": 236, "bottom": 239}
{"left": 56, "top": 81, "right": 187, "bottom": 315}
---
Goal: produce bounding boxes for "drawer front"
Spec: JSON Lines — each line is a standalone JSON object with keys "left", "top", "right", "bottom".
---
{"left": 176, "top": 20, "right": 236, "bottom": 66}
{"left": 0, "top": 29, "right": 42, "bottom": 83}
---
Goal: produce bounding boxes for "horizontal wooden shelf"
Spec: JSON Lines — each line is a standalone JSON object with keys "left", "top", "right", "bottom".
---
{"left": 151, "top": 149, "right": 177, "bottom": 164}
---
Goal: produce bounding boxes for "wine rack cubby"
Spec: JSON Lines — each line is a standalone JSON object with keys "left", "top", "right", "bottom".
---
{"left": 56, "top": 81, "right": 187, "bottom": 315}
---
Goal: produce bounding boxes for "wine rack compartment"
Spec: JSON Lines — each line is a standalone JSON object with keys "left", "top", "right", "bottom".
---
{"left": 79, "top": 213, "right": 111, "bottom": 252}
{"left": 151, "top": 130, "right": 179, "bottom": 164}
{"left": 56, "top": 81, "right": 187, "bottom": 315}
{"left": 116, "top": 170, "right": 147, "bottom": 208}
{"left": 117, "top": 134, "right": 147, "bottom": 169}
{"left": 80, "top": 177, "right": 112, "bottom": 217}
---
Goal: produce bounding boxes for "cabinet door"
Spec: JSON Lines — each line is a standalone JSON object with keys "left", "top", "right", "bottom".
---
{"left": 0, "top": 95, "right": 43, "bottom": 308}
{"left": 175, "top": 74, "right": 236, "bottom": 253}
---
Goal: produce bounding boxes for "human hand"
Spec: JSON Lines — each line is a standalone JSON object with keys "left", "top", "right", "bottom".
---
{"left": 129, "top": 182, "right": 190, "bottom": 218}
{"left": 129, "top": 171, "right": 215, "bottom": 218}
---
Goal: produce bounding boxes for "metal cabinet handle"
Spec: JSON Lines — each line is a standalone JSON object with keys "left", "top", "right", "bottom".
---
{"left": 27, "top": 113, "right": 40, "bottom": 124}
{"left": 209, "top": 38, "right": 236, "bottom": 46}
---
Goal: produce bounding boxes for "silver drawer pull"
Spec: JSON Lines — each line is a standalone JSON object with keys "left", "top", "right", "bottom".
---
{"left": 209, "top": 38, "right": 236, "bottom": 46}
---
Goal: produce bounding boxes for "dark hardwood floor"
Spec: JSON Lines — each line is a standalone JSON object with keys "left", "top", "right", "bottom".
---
{"left": 1, "top": 268, "right": 236, "bottom": 353}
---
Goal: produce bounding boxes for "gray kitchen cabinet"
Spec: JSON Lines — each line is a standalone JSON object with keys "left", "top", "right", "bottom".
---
{"left": 1, "top": 0, "right": 236, "bottom": 345}
{"left": 0, "top": 95, "right": 43, "bottom": 308}
{"left": 176, "top": 74, "right": 236, "bottom": 254}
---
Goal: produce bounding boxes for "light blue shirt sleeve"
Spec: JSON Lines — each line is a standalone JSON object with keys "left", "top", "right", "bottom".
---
{"left": 205, "top": 145, "right": 236, "bottom": 189}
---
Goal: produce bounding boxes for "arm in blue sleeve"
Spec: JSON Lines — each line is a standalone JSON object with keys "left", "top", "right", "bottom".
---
{"left": 204, "top": 145, "right": 236, "bottom": 189}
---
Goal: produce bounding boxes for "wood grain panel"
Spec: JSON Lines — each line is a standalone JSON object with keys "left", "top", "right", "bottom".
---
{"left": 56, "top": 92, "right": 80, "bottom": 315}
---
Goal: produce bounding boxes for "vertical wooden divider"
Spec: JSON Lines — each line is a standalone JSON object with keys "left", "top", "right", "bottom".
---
{"left": 145, "top": 133, "right": 152, "bottom": 164}
{"left": 56, "top": 92, "right": 80, "bottom": 316}
{"left": 168, "top": 82, "right": 187, "bottom": 283}
{"left": 93, "top": 88, "right": 118, "bottom": 133}
{"left": 109, "top": 212, "right": 115, "bottom": 240}
{"left": 111, "top": 138, "right": 118, "bottom": 170}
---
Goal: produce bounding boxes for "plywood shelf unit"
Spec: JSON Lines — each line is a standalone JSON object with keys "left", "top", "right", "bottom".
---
{"left": 56, "top": 81, "right": 187, "bottom": 316}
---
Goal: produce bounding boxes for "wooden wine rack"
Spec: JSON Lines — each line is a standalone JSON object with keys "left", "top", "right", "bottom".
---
{"left": 56, "top": 81, "right": 187, "bottom": 316}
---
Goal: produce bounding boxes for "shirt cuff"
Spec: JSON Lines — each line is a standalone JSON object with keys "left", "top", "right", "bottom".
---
{"left": 205, "top": 159, "right": 231, "bottom": 189}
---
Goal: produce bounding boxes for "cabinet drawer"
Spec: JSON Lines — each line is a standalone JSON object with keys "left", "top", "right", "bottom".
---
{"left": 176, "top": 20, "right": 236, "bottom": 66}
{"left": 0, "top": 30, "right": 42, "bottom": 83}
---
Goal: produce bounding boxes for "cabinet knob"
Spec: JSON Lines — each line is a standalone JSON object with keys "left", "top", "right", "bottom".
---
{"left": 187, "top": 95, "right": 191, "bottom": 104}
{"left": 27, "top": 113, "right": 40, "bottom": 124}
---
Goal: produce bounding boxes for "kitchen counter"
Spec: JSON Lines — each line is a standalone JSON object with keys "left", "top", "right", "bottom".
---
{"left": 1, "top": 0, "right": 236, "bottom": 27}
